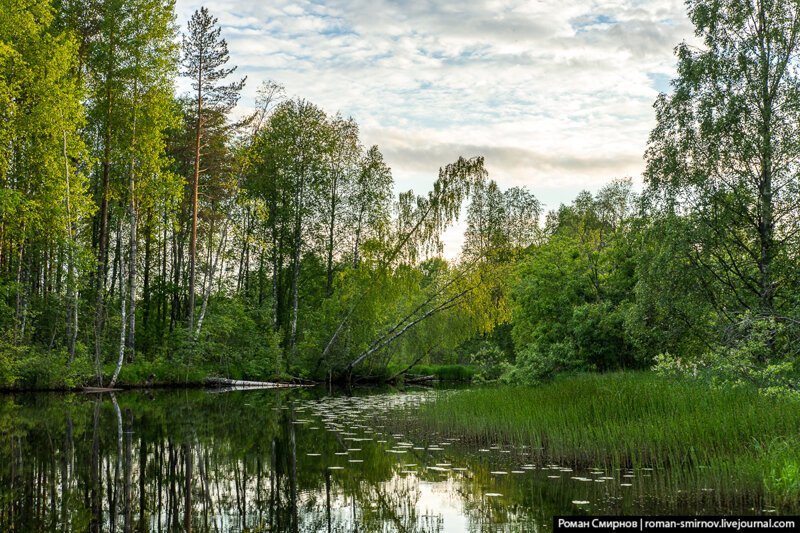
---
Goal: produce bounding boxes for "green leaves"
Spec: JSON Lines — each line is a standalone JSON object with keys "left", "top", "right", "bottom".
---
{"left": 0, "top": 0, "right": 92, "bottom": 263}
{"left": 391, "top": 156, "right": 487, "bottom": 265}
{"left": 643, "top": 0, "right": 800, "bottom": 373}
{"left": 631, "top": 0, "right": 800, "bottom": 394}
{"left": 510, "top": 180, "right": 640, "bottom": 380}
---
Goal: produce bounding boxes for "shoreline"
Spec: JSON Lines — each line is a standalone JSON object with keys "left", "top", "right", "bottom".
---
{"left": 0, "top": 377, "right": 315, "bottom": 394}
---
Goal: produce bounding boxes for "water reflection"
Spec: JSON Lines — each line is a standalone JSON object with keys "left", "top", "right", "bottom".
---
{"left": 0, "top": 388, "right": 782, "bottom": 532}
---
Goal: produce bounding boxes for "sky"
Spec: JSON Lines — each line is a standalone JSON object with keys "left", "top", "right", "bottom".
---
{"left": 174, "top": 0, "right": 697, "bottom": 256}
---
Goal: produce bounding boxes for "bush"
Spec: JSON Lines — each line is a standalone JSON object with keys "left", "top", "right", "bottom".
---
{"left": 469, "top": 345, "right": 508, "bottom": 382}
{"left": 112, "top": 357, "right": 207, "bottom": 386}
{"left": 0, "top": 342, "right": 94, "bottom": 390}
{"left": 0, "top": 344, "right": 20, "bottom": 388}
{"left": 159, "top": 297, "right": 282, "bottom": 382}
{"left": 654, "top": 314, "right": 800, "bottom": 398}
{"left": 505, "top": 341, "right": 584, "bottom": 384}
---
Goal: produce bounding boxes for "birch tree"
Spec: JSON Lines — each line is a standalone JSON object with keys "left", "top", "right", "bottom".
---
{"left": 644, "top": 0, "right": 800, "bottom": 358}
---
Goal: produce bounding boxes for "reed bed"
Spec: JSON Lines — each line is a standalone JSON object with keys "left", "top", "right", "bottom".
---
{"left": 415, "top": 372, "right": 800, "bottom": 500}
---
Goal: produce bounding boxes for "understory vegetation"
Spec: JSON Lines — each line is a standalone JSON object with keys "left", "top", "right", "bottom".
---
{"left": 1, "top": 0, "right": 799, "bottom": 394}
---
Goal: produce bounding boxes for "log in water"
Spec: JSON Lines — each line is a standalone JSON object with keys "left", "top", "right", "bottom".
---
{"left": 204, "top": 376, "right": 307, "bottom": 389}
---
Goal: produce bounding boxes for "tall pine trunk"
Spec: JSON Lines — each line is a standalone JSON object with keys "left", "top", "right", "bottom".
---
{"left": 188, "top": 79, "right": 202, "bottom": 332}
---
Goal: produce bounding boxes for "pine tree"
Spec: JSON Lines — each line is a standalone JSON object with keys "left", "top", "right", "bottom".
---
{"left": 181, "top": 6, "right": 244, "bottom": 332}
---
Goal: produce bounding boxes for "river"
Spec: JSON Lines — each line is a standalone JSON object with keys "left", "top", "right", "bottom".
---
{"left": 0, "top": 386, "right": 778, "bottom": 532}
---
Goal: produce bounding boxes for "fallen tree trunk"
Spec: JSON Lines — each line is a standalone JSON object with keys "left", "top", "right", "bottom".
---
{"left": 345, "top": 286, "right": 474, "bottom": 373}
{"left": 204, "top": 377, "right": 308, "bottom": 389}
{"left": 404, "top": 374, "right": 436, "bottom": 384}
{"left": 208, "top": 385, "right": 294, "bottom": 393}
{"left": 388, "top": 341, "right": 442, "bottom": 382}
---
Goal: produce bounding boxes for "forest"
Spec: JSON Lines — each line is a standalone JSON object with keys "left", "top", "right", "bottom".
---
{"left": 1, "top": 0, "right": 799, "bottom": 395}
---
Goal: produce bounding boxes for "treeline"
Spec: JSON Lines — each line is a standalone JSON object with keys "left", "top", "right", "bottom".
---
{"left": 0, "top": 0, "right": 534, "bottom": 387}
{"left": 2, "top": 0, "right": 799, "bottom": 392}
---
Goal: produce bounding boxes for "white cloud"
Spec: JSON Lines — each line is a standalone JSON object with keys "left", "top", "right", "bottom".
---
{"left": 175, "top": 0, "right": 698, "bottom": 256}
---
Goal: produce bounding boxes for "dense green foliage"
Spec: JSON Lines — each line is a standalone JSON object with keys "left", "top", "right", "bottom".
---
{"left": 415, "top": 373, "right": 800, "bottom": 501}
{"left": 1, "top": 0, "right": 799, "bottom": 392}
{"left": 0, "top": 0, "right": 528, "bottom": 388}
{"left": 509, "top": 180, "right": 641, "bottom": 382}
{"left": 504, "top": 0, "right": 800, "bottom": 390}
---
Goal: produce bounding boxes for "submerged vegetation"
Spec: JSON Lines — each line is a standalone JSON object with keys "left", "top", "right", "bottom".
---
{"left": 415, "top": 373, "right": 800, "bottom": 502}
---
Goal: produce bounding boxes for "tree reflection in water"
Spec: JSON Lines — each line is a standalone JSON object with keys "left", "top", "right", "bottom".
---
{"left": 0, "top": 388, "right": 772, "bottom": 532}
{"left": 0, "top": 390, "right": 453, "bottom": 532}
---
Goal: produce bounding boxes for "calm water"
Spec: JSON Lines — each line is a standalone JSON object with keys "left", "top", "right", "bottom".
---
{"left": 0, "top": 386, "right": 777, "bottom": 532}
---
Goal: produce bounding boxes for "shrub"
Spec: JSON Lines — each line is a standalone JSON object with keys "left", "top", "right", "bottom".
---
{"left": 654, "top": 314, "right": 800, "bottom": 398}
{"left": 470, "top": 345, "right": 508, "bottom": 382}
{"left": 0, "top": 345, "right": 19, "bottom": 388}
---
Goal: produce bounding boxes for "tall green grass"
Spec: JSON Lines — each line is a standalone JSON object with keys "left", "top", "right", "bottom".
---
{"left": 415, "top": 372, "right": 800, "bottom": 501}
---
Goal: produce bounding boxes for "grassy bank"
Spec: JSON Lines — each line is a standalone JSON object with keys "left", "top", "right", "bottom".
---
{"left": 415, "top": 372, "right": 800, "bottom": 502}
